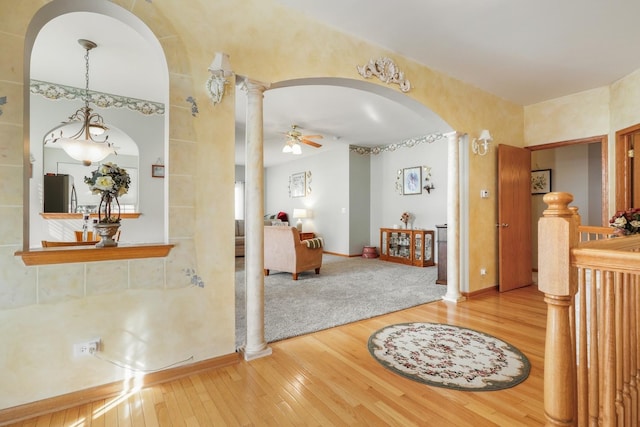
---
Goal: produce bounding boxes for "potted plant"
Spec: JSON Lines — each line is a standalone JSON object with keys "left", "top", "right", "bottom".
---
{"left": 609, "top": 208, "right": 640, "bottom": 236}
{"left": 84, "top": 162, "right": 130, "bottom": 247}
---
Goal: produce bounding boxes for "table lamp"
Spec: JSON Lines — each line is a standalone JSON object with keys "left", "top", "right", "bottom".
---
{"left": 293, "top": 208, "right": 309, "bottom": 232}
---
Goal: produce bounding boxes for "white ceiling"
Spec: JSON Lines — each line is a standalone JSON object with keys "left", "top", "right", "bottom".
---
{"left": 275, "top": 0, "right": 640, "bottom": 106}
{"left": 31, "top": 2, "right": 640, "bottom": 167}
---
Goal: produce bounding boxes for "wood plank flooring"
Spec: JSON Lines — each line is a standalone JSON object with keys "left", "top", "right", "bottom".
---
{"left": 7, "top": 285, "right": 546, "bottom": 426}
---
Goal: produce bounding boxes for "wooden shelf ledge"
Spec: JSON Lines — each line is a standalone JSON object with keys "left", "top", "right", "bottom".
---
{"left": 16, "top": 243, "right": 174, "bottom": 266}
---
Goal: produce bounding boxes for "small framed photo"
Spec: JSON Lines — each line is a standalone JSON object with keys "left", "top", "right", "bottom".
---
{"left": 289, "top": 172, "right": 306, "bottom": 198}
{"left": 152, "top": 164, "right": 165, "bottom": 178}
{"left": 531, "top": 169, "right": 551, "bottom": 194}
{"left": 403, "top": 166, "right": 422, "bottom": 195}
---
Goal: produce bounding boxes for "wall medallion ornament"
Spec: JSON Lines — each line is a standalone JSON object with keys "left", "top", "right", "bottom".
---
{"left": 356, "top": 57, "right": 411, "bottom": 92}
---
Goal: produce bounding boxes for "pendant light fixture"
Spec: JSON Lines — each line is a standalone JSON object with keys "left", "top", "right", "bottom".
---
{"left": 43, "top": 39, "right": 115, "bottom": 166}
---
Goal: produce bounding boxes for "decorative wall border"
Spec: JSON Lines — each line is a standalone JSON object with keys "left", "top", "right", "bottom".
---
{"left": 30, "top": 79, "right": 165, "bottom": 116}
{"left": 350, "top": 133, "right": 445, "bottom": 156}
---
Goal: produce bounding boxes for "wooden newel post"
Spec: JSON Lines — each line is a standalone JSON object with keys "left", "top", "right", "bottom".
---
{"left": 538, "top": 192, "right": 580, "bottom": 426}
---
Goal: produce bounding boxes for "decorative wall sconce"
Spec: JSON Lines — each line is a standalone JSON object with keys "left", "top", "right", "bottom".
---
{"left": 395, "top": 169, "right": 403, "bottom": 194}
{"left": 472, "top": 129, "right": 493, "bottom": 156}
{"left": 423, "top": 166, "right": 435, "bottom": 193}
{"left": 206, "top": 52, "right": 233, "bottom": 106}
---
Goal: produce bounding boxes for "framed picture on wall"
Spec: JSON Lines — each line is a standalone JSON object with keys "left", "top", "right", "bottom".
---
{"left": 531, "top": 169, "right": 552, "bottom": 194}
{"left": 152, "top": 164, "right": 165, "bottom": 178}
{"left": 403, "top": 166, "right": 422, "bottom": 195}
{"left": 289, "top": 172, "right": 306, "bottom": 197}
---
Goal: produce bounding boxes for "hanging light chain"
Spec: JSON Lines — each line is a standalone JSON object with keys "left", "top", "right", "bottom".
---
{"left": 84, "top": 46, "right": 91, "bottom": 106}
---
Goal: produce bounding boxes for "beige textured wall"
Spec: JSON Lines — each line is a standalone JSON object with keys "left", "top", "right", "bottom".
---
{"left": 524, "top": 87, "right": 610, "bottom": 147}
{"left": 523, "top": 69, "right": 640, "bottom": 214}
{"left": 0, "top": 0, "right": 523, "bottom": 408}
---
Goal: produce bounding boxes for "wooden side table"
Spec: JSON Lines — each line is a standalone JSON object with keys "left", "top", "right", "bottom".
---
{"left": 299, "top": 232, "right": 315, "bottom": 241}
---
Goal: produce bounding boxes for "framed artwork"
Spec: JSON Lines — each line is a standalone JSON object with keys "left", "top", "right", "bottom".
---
{"left": 152, "top": 164, "right": 165, "bottom": 178}
{"left": 289, "top": 171, "right": 306, "bottom": 198}
{"left": 403, "top": 166, "right": 422, "bottom": 195}
{"left": 531, "top": 169, "right": 552, "bottom": 194}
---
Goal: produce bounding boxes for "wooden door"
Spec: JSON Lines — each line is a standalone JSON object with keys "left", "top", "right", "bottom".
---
{"left": 615, "top": 125, "right": 640, "bottom": 211}
{"left": 498, "top": 144, "right": 533, "bottom": 292}
{"left": 633, "top": 133, "right": 640, "bottom": 207}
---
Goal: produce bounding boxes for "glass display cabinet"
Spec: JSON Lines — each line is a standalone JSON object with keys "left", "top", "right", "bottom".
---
{"left": 379, "top": 228, "right": 435, "bottom": 267}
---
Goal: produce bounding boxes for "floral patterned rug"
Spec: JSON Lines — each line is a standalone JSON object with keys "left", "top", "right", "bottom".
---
{"left": 368, "top": 322, "right": 531, "bottom": 391}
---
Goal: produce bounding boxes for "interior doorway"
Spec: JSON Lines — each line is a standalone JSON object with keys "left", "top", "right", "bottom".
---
{"left": 529, "top": 135, "right": 608, "bottom": 271}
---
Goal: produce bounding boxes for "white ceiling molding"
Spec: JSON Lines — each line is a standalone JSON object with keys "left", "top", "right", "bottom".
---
{"left": 350, "top": 133, "right": 445, "bottom": 155}
{"left": 30, "top": 79, "right": 165, "bottom": 116}
{"left": 356, "top": 57, "right": 411, "bottom": 93}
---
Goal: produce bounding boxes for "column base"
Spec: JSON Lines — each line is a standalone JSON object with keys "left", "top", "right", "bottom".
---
{"left": 241, "top": 346, "right": 272, "bottom": 361}
{"left": 442, "top": 294, "right": 467, "bottom": 303}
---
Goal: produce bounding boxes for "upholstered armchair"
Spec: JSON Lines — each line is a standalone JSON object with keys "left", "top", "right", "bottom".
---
{"left": 264, "top": 226, "right": 323, "bottom": 280}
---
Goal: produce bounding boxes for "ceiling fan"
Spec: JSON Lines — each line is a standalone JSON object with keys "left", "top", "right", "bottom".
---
{"left": 282, "top": 125, "right": 323, "bottom": 155}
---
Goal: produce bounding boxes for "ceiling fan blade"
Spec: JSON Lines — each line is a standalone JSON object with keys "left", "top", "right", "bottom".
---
{"left": 302, "top": 134, "right": 323, "bottom": 140}
{"left": 301, "top": 138, "right": 322, "bottom": 148}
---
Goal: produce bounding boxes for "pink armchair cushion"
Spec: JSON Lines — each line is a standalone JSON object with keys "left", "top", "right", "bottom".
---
{"left": 264, "top": 226, "right": 323, "bottom": 280}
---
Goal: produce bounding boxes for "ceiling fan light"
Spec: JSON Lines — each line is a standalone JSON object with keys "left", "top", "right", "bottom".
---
{"left": 282, "top": 144, "right": 293, "bottom": 153}
{"left": 292, "top": 143, "right": 302, "bottom": 155}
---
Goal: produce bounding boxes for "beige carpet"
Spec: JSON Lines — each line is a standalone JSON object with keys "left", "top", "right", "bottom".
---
{"left": 235, "top": 254, "right": 445, "bottom": 349}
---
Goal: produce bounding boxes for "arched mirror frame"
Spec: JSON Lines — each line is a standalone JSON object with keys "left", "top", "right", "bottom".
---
{"left": 18, "top": 0, "right": 173, "bottom": 265}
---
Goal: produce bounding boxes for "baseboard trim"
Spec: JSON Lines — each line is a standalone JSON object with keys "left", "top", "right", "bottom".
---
{"left": 462, "top": 285, "right": 498, "bottom": 298}
{"left": 0, "top": 352, "right": 241, "bottom": 425}
{"left": 322, "top": 251, "right": 351, "bottom": 257}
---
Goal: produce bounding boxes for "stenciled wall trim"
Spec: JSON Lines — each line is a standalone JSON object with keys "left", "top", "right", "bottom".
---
{"left": 356, "top": 57, "right": 411, "bottom": 92}
{"left": 186, "top": 96, "right": 199, "bottom": 117}
{"left": 30, "top": 79, "right": 165, "bottom": 116}
{"left": 350, "top": 133, "right": 445, "bottom": 156}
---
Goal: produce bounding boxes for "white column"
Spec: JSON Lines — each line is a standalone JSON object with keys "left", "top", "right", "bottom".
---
{"left": 240, "top": 78, "right": 272, "bottom": 360}
{"left": 443, "top": 132, "right": 465, "bottom": 303}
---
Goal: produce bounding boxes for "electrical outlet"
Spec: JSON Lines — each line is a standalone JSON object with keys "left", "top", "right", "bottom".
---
{"left": 73, "top": 338, "right": 101, "bottom": 357}
{"left": 480, "top": 268, "right": 487, "bottom": 276}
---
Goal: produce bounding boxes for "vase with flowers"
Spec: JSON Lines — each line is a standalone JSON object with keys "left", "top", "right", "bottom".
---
{"left": 84, "top": 162, "right": 130, "bottom": 247}
{"left": 400, "top": 211, "right": 412, "bottom": 229}
{"left": 609, "top": 208, "right": 640, "bottom": 236}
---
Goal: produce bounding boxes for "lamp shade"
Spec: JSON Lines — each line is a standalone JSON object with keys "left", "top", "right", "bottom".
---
{"left": 293, "top": 208, "right": 308, "bottom": 219}
{"left": 208, "top": 52, "right": 232, "bottom": 77}
{"left": 58, "top": 138, "right": 113, "bottom": 166}
{"left": 479, "top": 129, "right": 492, "bottom": 141}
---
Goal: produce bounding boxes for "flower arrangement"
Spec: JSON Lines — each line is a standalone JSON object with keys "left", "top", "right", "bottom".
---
{"left": 609, "top": 208, "right": 640, "bottom": 235}
{"left": 84, "top": 162, "right": 130, "bottom": 223}
{"left": 400, "top": 211, "right": 412, "bottom": 228}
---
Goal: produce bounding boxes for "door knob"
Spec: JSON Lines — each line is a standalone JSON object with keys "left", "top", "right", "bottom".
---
{"left": 496, "top": 223, "right": 509, "bottom": 227}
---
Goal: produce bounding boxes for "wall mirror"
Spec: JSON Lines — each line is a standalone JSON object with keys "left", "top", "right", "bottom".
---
{"left": 25, "top": 2, "right": 169, "bottom": 250}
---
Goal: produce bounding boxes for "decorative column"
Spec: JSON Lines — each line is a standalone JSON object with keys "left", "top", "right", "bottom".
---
{"left": 240, "top": 78, "right": 271, "bottom": 361}
{"left": 443, "top": 132, "right": 465, "bottom": 302}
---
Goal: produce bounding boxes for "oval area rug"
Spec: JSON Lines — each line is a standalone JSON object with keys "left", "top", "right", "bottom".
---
{"left": 368, "top": 322, "right": 531, "bottom": 391}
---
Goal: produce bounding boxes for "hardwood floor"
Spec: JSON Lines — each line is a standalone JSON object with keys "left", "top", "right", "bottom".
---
{"left": 7, "top": 285, "right": 546, "bottom": 426}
